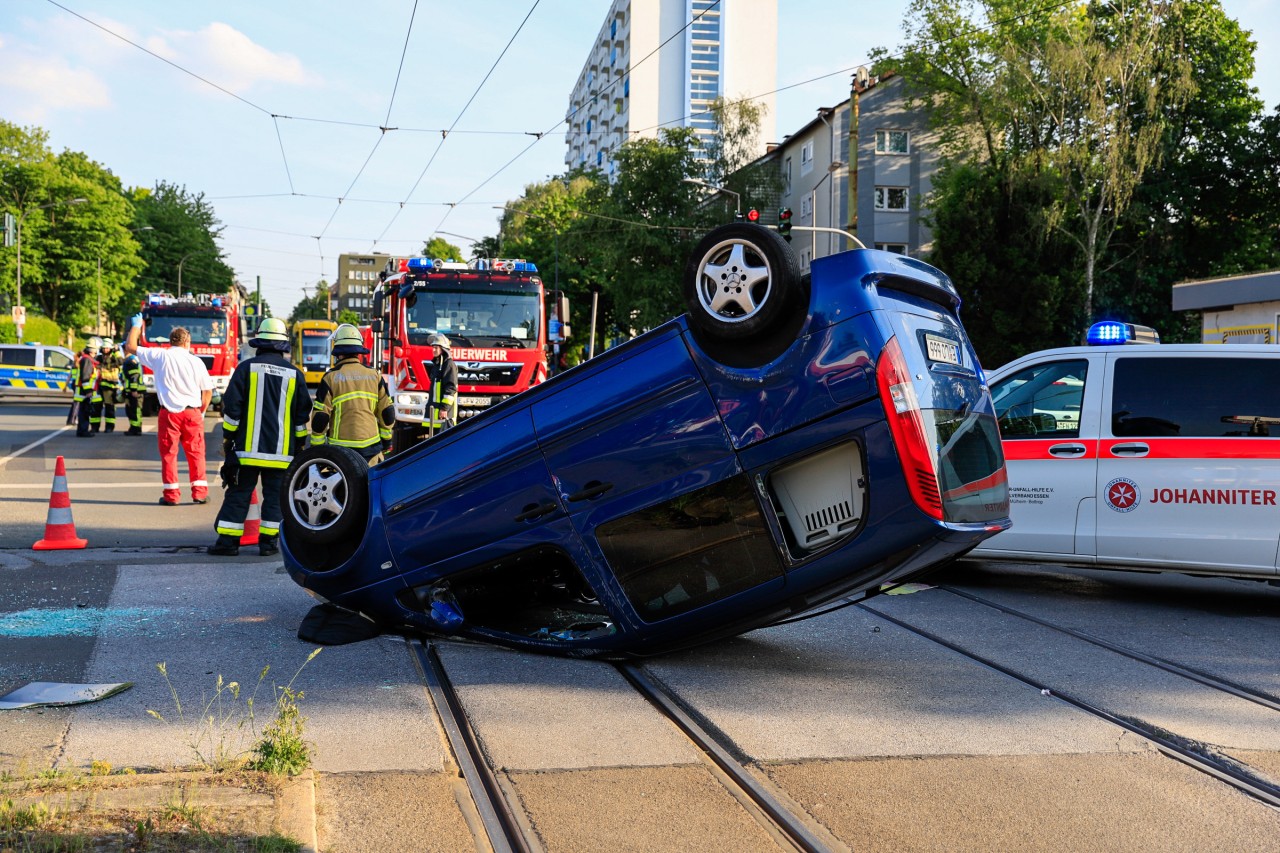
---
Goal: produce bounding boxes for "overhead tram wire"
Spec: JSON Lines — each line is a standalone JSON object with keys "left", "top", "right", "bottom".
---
{"left": 313, "top": 0, "right": 422, "bottom": 242}
{"left": 44, "top": 0, "right": 301, "bottom": 197}
{"left": 435, "top": 0, "right": 724, "bottom": 229}
{"left": 448, "top": 0, "right": 1081, "bottom": 211}
{"left": 375, "top": 0, "right": 544, "bottom": 247}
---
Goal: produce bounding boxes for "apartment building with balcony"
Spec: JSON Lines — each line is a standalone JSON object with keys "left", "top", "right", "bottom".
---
{"left": 565, "top": 0, "right": 777, "bottom": 176}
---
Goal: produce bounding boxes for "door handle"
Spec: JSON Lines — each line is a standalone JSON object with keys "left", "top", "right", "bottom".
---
{"left": 1109, "top": 442, "right": 1150, "bottom": 457}
{"left": 566, "top": 481, "right": 613, "bottom": 502}
{"left": 1047, "top": 443, "right": 1087, "bottom": 458}
{"left": 514, "top": 501, "right": 557, "bottom": 522}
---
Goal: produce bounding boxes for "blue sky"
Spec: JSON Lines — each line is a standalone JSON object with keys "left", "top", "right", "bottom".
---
{"left": 1, "top": 0, "right": 1275, "bottom": 315}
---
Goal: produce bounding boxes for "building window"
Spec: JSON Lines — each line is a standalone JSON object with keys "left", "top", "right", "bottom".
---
{"left": 800, "top": 196, "right": 812, "bottom": 218}
{"left": 800, "top": 248, "right": 811, "bottom": 270}
{"left": 800, "top": 140, "right": 814, "bottom": 176}
{"left": 784, "top": 156, "right": 792, "bottom": 195}
{"left": 875, "top": 186, "right": 909, "bottom": 211}
{"left": 876, "top": 243, "right": 909, "bottom": 255}
{"left": 875, "top": 130, "right": 910, "bottom": 154}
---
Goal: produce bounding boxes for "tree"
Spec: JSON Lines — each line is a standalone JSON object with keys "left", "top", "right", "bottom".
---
{"left": 288, "top": 281, "right": 332, "bottom": 324}
{"left": 421, "top": 237, "right": 463, "bottom": 262}
{"left": 337, "top": 308, "right": 360, "bottom": 326}
{"left": 704, "top": 96, "right": 781, "bottom": 217}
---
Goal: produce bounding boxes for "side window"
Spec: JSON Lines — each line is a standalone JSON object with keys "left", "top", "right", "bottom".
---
{"left": 45, "top": 350, "right": 73, "bottom": 371}
{"left": 2, "top": 348, "right": 38, "bottom": 367}
{"left": 1112, "top": 357, "right": 1280, "bottom": 437}
{"left": 990, "top": 359, "right": 1088, "bottom": 439}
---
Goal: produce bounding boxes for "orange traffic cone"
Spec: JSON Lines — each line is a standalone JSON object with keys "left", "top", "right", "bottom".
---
{"left": 240, "top": 488, "right": 261, "bottom": 546}
{"left": 33, "top": 456, "right": 87, "bottom": 550}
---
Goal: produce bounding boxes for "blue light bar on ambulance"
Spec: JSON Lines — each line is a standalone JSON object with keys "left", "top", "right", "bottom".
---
{"left": 1086, "top": 321, "right": 1160, "bottom": 346}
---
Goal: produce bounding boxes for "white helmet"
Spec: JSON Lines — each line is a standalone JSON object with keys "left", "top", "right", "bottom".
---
{"left": 426, "top": 333, "right": 451, "bottom": 350}
{"left": 87, "top": 336, "right": 102, "bottom": 352}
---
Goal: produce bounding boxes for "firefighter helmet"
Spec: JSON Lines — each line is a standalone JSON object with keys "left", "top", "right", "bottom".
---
{"left": 87, "top": 336, "right": 102, "bottom": 353}
{"left": 250, "top": 316, "right": 290, "bottom": 351}
{"left": 101, "top": 339, "right": 115, "bottom": 350}
{"left": 331, "top": 323, "right": 368, "bottom": 355}
{"left": 427, "top": 333, "right": 451, "bottom": 351}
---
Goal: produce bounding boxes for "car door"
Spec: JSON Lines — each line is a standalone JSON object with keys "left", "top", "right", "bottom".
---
{"left": 532, "top": 329, "right": 783, "bottom": 622}
{"left": 43, "top": 347, "right": 74, "bottom": 396}
{"left": 981, "top": 354, "right": 1102, "bottom": 556}
{"left": 1096, "top": 351, "right": 1280, "bottom": 575}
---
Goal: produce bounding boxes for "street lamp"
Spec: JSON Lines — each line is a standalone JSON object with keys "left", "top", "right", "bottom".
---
{"left": 682, "top": 177, "right": 741, "bottom": 220}
{"left": 177, "top": 248, "right": 219, "bottom": 293}
{"left": 13, "top": 197, "right": 87, "bottom": 342}
{"left": 810, "top": 161, "right": 846, "bottom": 260}
{"left": 97, "top": 225, "right": 154, "bottom": 335}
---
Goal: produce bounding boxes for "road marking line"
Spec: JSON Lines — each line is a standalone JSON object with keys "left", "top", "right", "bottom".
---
{"left": 3, "top": 482, "right": 172, "bottom": 490}
{"left": 0, "top": 425, "right": 74, "bottom": 469}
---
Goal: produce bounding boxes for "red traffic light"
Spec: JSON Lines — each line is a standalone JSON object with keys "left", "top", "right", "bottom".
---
{"left": 779, "top": 207, "right": 793, "bottom": 222}
{"left": 746, "top": 208, "right": 760, "bottom": 222}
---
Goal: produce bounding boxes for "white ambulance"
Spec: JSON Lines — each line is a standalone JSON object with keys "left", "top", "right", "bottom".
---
{"left": 972, "top": 321, "right": 1280, "bottom": 582}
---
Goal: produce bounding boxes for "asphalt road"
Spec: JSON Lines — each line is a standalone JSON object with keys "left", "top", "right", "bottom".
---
{"left": 3, "top": 398, "right": 1279, "bottom": 850}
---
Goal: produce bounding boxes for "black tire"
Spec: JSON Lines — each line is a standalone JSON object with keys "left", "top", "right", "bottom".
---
{"left": 280, "top": 445, "right": 369, "bottom": 568}
{"left": 681, "top": 223, "right": 804, "bottom": 343}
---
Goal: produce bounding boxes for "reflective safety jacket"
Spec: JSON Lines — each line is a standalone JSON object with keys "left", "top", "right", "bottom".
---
{"left": 74, "top": 353, "right": 98, "bottom": 402}
{"left": 97, "top": 350, "right": 123, "bottom": 388}
{"left": 424, "top": 351, "right": 457, "bottom": 428}
{"left": 122, "top": 356, "right": 145, "bottom": 393}
{"left": 310, "top": 357, "right": 394, "bottom": 452}
{"left": 221, "top": 351, "right": 312, "bottom": 468}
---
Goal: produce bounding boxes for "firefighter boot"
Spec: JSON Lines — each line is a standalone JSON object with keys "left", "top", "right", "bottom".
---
{"left": 258, "top": 536, "right": 279, "bottom": 558}
{"left": 206, "top": 535, "right": 240, "bottom": 557}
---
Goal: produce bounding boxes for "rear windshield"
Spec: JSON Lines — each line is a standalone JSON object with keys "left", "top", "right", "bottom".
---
{"left": 925, "top": 385, "right": 1009, "bottom": 523}
{"left": 1112, "top": 356, "right": 1280, "bottom": 437}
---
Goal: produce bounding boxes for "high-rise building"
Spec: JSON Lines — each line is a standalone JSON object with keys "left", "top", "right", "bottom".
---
{"left": 565, "top": 0, "right": 777, "bottom": 175}
{"left": 336, "top": 252, "right": 391, "bottom": 322}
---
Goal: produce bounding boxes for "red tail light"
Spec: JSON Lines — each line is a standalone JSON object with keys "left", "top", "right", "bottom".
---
{"left": 876, "top": 336, "right": 943, "bottom": 519}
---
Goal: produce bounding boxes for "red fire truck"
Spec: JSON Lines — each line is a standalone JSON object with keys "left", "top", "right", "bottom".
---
{"left": 138, "top": 291, "right": 241, "bottom": 414}
{"left": 372, "top": 257, "right": 560, "bottom": 451}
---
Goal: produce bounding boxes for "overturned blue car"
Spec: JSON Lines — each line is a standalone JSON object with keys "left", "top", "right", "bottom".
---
{"left": 279, "top": 223, "right": 1010, "bottom": 657}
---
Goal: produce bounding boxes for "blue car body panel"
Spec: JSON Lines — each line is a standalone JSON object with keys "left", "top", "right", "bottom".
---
{"left": 283, "top": 242, "right": 1009, "bottom": 657}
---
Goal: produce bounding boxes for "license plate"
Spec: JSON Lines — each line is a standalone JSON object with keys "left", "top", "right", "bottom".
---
{"left": 924, "top": 334, "right": 960, "bottom": 365}
{"left": 457, "top": 396, "right": 491, "bottom": 407}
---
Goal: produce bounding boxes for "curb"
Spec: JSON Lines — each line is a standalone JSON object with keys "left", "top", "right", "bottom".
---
{"left": 4, "top": 769, "right": 317, "bottom": 850}
{"left": 277, "top": 768, "right": 319, "bottom": 853}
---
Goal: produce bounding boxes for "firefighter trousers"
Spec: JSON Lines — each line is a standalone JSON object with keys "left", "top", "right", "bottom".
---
{"left": 214, "top": 467, "right": 284, "bottom": 541}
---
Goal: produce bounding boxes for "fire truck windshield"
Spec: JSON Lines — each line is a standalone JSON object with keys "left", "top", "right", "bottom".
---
{"left": 146, "top": 314, "right": 226, "bottom": 345}
{"left": 405, "top": 286, "right": 540, "bottom": 347}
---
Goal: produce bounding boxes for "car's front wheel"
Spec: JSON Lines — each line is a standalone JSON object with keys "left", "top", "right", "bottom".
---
{"left": 280, "top": 445, "right": 369, "bottom": 569}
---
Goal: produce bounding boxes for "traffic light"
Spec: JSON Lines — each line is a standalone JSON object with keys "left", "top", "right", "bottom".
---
{"left": 746, "top": 208, "right": 760, "bottom": 223}
{"left": 778, "top": 208, "right": 793, "bottom": 242}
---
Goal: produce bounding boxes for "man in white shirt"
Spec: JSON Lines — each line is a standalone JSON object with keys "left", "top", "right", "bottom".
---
{"left": 124, "top": 314, "right": 215, "bottom": 505}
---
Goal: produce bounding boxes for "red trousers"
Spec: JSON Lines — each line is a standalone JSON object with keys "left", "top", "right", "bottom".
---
{"left": 157, "top": 407, "right": 208, "bottom": 503}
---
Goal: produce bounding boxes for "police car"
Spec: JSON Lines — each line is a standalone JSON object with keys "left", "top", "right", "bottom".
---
{"left": 0, "top": 343, "right": 76, "bottom": 401}
{"left": 971, "top": 321, "right": 1280, "bottom": 582}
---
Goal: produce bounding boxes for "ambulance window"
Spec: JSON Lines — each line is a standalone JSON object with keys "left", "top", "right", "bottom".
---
{"left": 990, "top": 359, "right": 1088, "bottom": 439}
{"left": 1112, "top": 357, "right": 1280, "bottom": 437}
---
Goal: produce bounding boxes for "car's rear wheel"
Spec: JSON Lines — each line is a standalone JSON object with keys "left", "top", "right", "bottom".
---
{"left": 280, "top": 446, "right": 369, "bottom": 568}
{"left": 682, "top": 223, "right": 804, "bottom": 343}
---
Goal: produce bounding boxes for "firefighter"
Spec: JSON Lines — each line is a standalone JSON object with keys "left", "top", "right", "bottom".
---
{"left": 310, "top": 324, "right": 394, "bottom": 464}
{"left": 208, "top": 317, "right": 312, "bottom": 557}
{"left": 425, "top": 333, "right": 457, "bottom": 433}
{"left": 74, "top": 337, "right": 101, "bottom": 438}
{"left": 96, "top": 339, "right": 124, "bottom": 433}
{"left": 122, "top": 350, "right": 145, "bottom": 435}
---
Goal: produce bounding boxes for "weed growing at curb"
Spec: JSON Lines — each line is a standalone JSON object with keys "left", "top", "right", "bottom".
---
{"left": 147, "top": 649, "right": 322, "bottom": 774}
